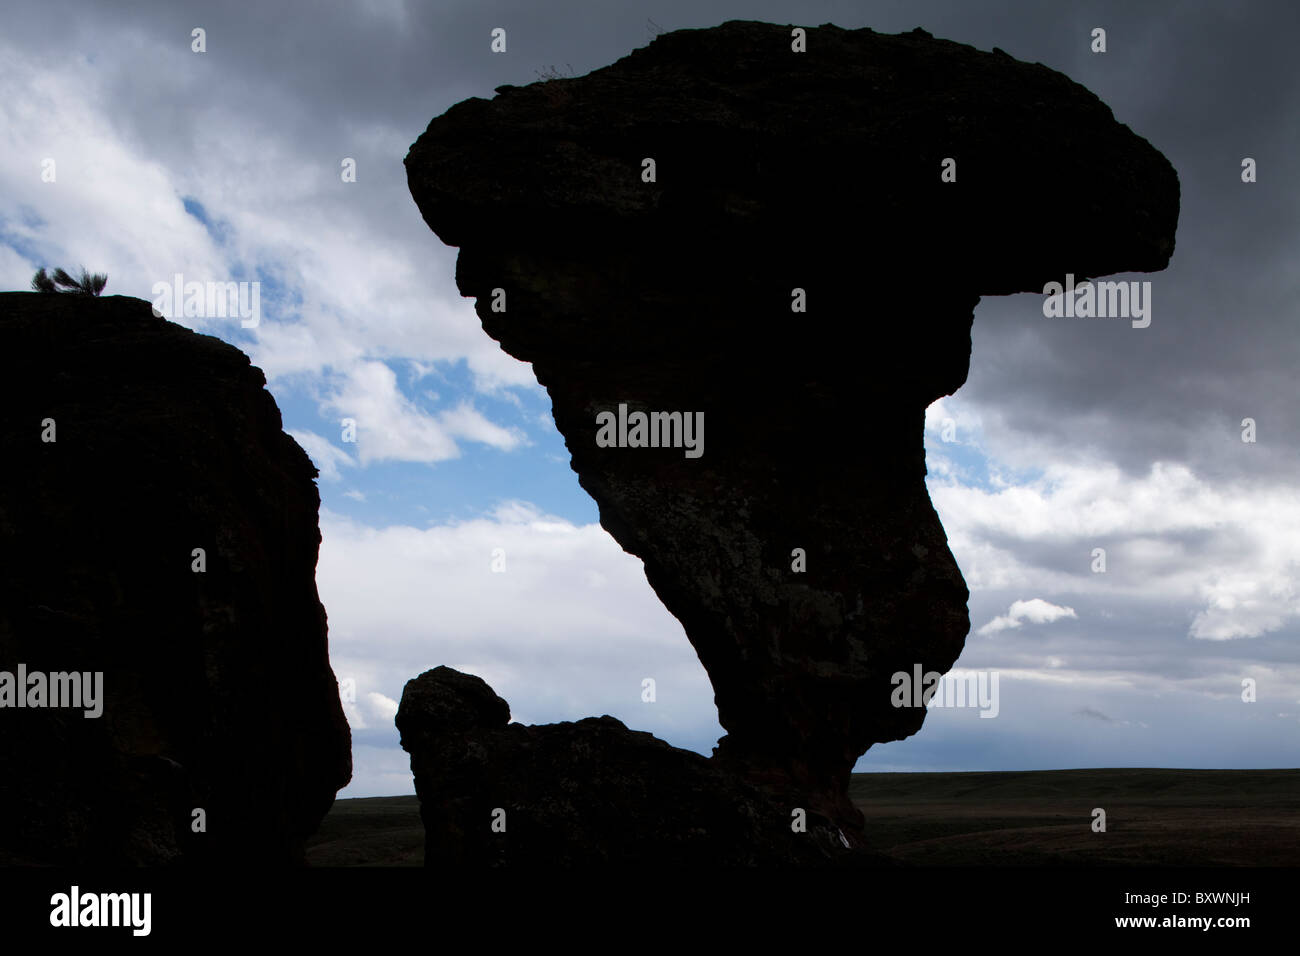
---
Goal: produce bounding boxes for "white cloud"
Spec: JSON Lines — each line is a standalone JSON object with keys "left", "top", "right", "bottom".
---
{"left": 317, "top": 501, "right": 721, "bottom": 796}
{"left": 342, "top": 688, "right": 403, "bottom": 732}
{"left": 287, "top": 429, "right": 355, "bottom": 481}
{"left": 978, "top": 598, "right": 1078, "bottom": 635}
{"left": 0, "top": 47, "right": 224, "bottom": 308}
{"left": 318, "top": 360, "right": 525, "bottom": 465}
{"left": 0, "top": 34, "right": 540, "bottom": 406}
{"left": 1189, "top": 578, "right": 1295, "bottom": 641}
{"left": 439, "top": 401, "right": 527, "bottom": 450}
{"left": 932, "top": 461, "right": 1300, "bottom": 640}
{"left": 924, "top": 395, "right": 985, "bottom": 447}
{"left": 366, "top": 692, "right": 399, "bottom": 723}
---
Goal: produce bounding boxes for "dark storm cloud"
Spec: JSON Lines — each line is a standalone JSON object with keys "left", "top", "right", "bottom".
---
{"left": 921, "top": 2, "right": 1300, "bottom": 482}
{"left": 974, "top": 524, "right": 1254, "bottom": 582}
{"left": 10, "top": 0, "right": 1295, "bottom": 485}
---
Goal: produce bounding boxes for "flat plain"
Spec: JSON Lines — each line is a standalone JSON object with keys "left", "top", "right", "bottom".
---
{"left": 305, "top": 768, "right": 1300, "bottom": 866}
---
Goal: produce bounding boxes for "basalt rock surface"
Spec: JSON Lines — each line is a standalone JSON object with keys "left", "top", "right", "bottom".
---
{"left": 0, "top": 292, "right": 352, "bottom": 865}
{"left": 397, "top": 666, "right": 872, "bottom": 866}
{"left": 405, "top": 21, "right": 1179, "bottom": 841}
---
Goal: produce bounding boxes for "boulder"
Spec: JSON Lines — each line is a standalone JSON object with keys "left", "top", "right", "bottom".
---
{"left": 397, "top": 666, "right": 868, "bottom": 865}
{"left": 0, "top": 292, "right": 352, "bottom": 864}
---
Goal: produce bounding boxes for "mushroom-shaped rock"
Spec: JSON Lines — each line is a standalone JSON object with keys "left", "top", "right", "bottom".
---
{"left": 405, "top": 20, "right": 1179, "bottom": 837}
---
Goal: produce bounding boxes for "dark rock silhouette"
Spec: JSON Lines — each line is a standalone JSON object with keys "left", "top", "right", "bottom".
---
{"left": 397, "top": 666, "right": 872, "bottom": 865}
{"left": 0, "top": 292, "right": 351, "bottom": 864}
{"left": 405, "top": 21, "right": 1179, "bottom": 846}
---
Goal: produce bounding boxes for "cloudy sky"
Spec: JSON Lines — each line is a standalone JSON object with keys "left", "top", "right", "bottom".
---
{"left": 2, "top": 0, "right": 1296, "bottom": 797}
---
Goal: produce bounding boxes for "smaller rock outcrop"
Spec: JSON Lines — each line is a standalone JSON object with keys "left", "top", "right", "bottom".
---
{"left": 0, "top": 292, "right": 352, "bottom": 865}
{"left": 397, "top": 665, "right": 877, "bottom": 866}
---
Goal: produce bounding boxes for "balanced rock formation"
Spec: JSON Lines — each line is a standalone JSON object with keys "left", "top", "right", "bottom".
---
{"left": 406, "top": 21, "right": 1179, "bottom": 839}
{"left": 397, "top": 666, "right": 871, "bottom": 865}
{"left": 0, "top": 292, "right": 351, "bottom": 865}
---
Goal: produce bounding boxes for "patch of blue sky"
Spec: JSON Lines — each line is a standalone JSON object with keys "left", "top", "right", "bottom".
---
{"left": 181, "top": 196, "right": 233, "bottom": 246}
{"left": 217, "top": 268, "right": 301, "bottom": 350}
{"left": 272, "top": 355, "right": 597, "bottom": 529}
{"left": 0, "top": 209, "right": 52, "bottom": 264}
{"left": 924, "top": 403, "right": 1045, "bottom": 493}
{"left": 315, "top": 429, "right": 594, "bottom": 529}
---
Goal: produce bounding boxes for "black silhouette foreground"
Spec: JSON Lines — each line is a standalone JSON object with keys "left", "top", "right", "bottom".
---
{"left": 0, "top": 292, "right": 351, "bottom": 864}
{"left": 308, "top": 768, "right": 1300, "bottom": 867}
{"left": 404, "top": 20, "right": 1180, "bottom": 860}
{"left": 398, "top": 666, "right": 883, "bottom": 865}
